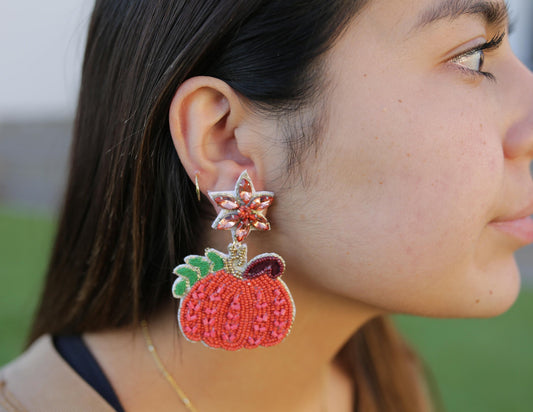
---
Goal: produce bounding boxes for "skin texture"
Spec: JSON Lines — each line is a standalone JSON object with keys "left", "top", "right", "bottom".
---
{"left": 85, "top": 1, "right": 533, "bottom": 411}
{"left": 266, "top": 0, "right": 533, "bottom": 318}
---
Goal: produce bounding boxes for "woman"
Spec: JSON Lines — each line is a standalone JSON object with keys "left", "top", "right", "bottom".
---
{"left": 2, "top": 0, "right": 532, "bottom": 411}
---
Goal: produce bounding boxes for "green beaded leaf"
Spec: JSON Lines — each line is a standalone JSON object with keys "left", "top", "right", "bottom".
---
{"left": 171, "top": 249, "right": 228, "bottom": 301}
{"left": 186, "top": 256, "right": 211, "bottom": 278}
{"left": 172, "top": 278, "right": 188, "bottom": 298}
{"left": 174, "top": 266, "right": 198, "bottom": 286}
{"left": 206, "top": 249, "right": 225, "bottom": 271}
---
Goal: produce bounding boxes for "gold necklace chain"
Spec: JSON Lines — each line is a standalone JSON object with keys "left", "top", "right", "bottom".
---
{"left": 140, "top": 320, "right": 199, "bottom": 412}
{"left": 141, "top": 320, "right": 330, "bottom": 412}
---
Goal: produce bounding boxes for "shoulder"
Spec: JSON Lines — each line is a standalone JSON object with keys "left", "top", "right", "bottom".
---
{"left": 0, "top": 335, "right": 115, "bottom": 412}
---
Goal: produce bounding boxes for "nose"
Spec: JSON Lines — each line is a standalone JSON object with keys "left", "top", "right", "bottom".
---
{"left": 503, "top": 59, "right": 533, "bottom": 160}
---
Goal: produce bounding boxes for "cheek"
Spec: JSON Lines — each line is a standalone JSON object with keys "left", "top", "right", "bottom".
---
{"left": 330, "top": 82, "right": 502, "bottom": 254}
{"left": 274, "top": 83, "right": 510, "bottom": 316}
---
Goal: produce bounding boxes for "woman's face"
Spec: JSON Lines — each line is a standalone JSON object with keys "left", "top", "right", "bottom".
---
{"left": 261, "top": 0, "right": 533, "bottom": 317}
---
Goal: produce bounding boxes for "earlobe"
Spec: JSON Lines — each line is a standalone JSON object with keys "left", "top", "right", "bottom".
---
{"left": 168, "top": 76, "right": 258, "bottom": 197}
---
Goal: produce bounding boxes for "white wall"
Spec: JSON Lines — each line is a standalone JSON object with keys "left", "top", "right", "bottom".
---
{"left": 0, "top": 0, "right": 94, "bottom": 121}
{"left": 0, "top": 0, "right": 531, "bottom": 122}
{"left": 509, "top": 0, "right": 533, "bottom": 68}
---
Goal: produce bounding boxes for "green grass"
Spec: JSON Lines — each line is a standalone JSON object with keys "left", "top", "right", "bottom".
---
{"left": 394, "top": 292, "right": 533, "bottom": 412}
{"left": 0, "top": 206, "right": 56, "bottom": 364}
{"left": 0, "top": 206, "right": 532, "bottom": 411}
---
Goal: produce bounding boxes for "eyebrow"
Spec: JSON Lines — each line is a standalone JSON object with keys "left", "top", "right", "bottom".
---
{"left": 414, "top": 0, "right": 510, "bottom": 31}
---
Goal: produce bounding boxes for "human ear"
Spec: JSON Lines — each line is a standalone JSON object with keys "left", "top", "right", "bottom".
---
{"left": 168, "top": 76, "right": 261, "bottom": 199}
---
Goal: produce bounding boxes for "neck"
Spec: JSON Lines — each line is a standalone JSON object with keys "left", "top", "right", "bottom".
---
{"left": 85, "top": 274, "right": 380, "bottom": 412}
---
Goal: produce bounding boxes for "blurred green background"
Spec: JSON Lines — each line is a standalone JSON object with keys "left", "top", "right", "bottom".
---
{"left": 1, "top": 205, "right": 532, "bottom": 412}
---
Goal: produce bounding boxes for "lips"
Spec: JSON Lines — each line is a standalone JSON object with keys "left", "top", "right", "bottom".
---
{"left": 490, "top": 216, "right": 533, "bottom": 244}
{"left": 490, "top": 202, "right": 533, "bottom": 245}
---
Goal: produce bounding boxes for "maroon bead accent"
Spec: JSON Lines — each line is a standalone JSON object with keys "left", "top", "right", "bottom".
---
{"left": 242, "top": 255, "right": 285, "bottom": 280}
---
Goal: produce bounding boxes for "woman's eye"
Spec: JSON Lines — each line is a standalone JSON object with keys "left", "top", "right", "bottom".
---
{"left": 447, "top": 32, "right": 504, "bottom": 80}
{"left": 451, "top": 49, "right": 485, "bottom": 72}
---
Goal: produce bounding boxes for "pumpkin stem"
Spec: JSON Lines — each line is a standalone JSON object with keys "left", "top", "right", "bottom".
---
{"left": 242, "top": 254, "right": 285, "bottom": 280}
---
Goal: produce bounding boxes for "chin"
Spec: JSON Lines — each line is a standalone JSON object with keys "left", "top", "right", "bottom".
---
{"left": 462, "top": 256, "right": 522, "bottom": 319}
{"left": 396, "top": 256, "right": 522, "bottom": 319}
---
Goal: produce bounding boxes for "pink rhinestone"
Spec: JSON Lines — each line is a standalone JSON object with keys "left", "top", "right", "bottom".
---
{"left": 217, "top": 213, "right": 240, "bottom": 229}
{"left": 239, "top": 179, "right": 253, "bottom": 203}
{"left": 252, "top": 215, "right": 270, "bottom": 231}
{"left": 238, "top": 206, "right": 254, "bottom": 222}
{"left": 235, "top": 224, "right": 251, "bottom": 242}
{"left": 249, "top": 195, "right": 273, "bottom": 210}
{"left": 214, "top": 196, "right": 239, "bottom": 210}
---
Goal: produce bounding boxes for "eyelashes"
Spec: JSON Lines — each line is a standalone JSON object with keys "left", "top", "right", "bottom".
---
{"left": 450, "top": 32, "right": 506, "bottom": 82}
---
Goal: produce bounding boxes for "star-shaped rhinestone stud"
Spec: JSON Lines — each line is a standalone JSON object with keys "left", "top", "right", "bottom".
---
{"left": 209, "top": 170, "right": 274, "bottom": 242}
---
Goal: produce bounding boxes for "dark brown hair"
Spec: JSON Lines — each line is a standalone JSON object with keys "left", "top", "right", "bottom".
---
{"left": 30, "top": 1, "right": 439, "bottom": 410}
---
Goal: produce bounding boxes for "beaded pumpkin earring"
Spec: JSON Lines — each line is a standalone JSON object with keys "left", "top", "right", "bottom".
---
{"left": 171, "top": 170, "right": 295, "bottom": 350}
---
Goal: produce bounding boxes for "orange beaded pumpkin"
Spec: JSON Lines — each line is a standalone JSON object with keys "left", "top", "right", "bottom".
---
{"left": 177, "top": 254, "right": 294, "bottom": 350}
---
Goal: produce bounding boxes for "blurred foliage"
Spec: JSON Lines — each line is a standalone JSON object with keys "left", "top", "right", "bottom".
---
{"left": 0, "top": 206, "right": 56, "bottom": 363}
{"left": 0, "top": 207, "right": 531, "bottom": 411}
{"left": 395, "top": 291, "right": 533, "bottom": 412}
